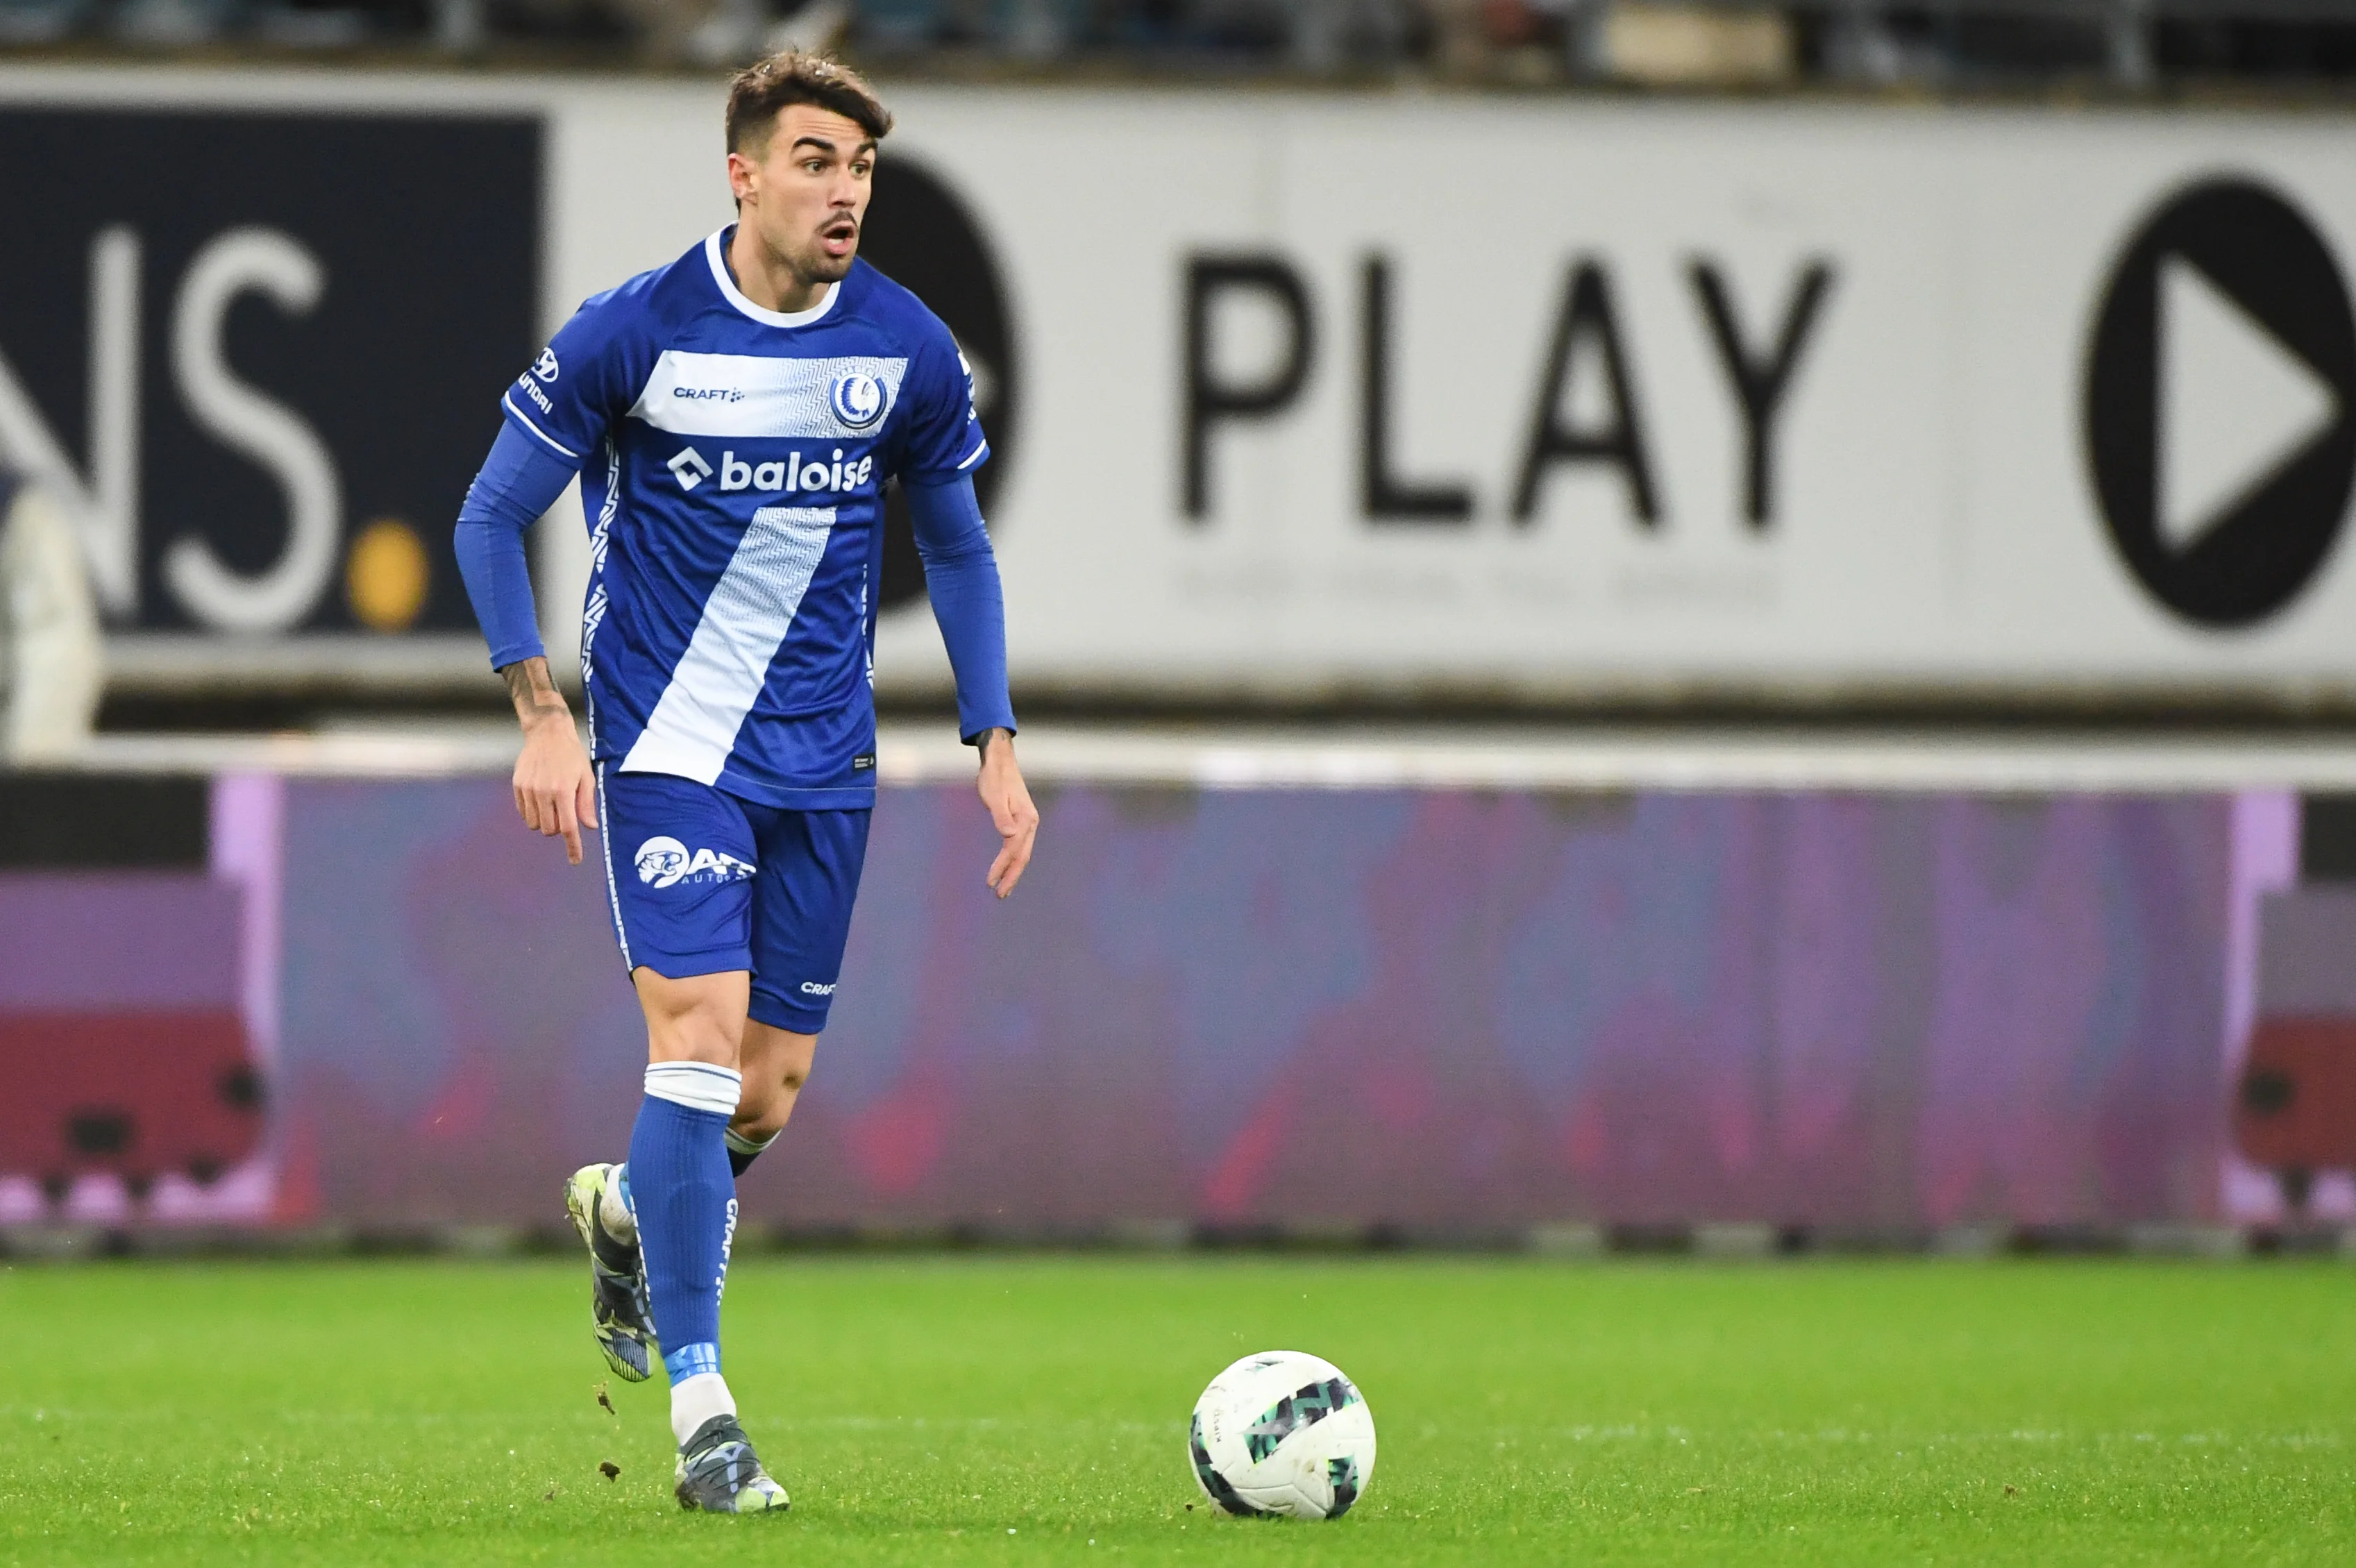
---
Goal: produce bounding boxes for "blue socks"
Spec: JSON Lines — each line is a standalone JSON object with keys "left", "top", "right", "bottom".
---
{"left": 629, "top": 1061, "right": 743, "bottom": 1444}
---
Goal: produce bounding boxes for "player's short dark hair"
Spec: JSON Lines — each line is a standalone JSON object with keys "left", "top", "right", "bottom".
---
{"left": 725, "top": 52, "right": 893, "bottom": 155}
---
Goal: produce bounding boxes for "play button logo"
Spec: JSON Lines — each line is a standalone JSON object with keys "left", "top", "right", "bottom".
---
{"left": 2159, "top": 255, "right": 2340, "bottom": 553}
{"left": 2085, "top": 178, "right": 2356, "bottom": 627}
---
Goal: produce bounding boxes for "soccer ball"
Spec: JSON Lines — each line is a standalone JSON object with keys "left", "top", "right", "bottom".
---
{"left": 1187, "top": 1349, "right": 1376, "bottom": 1520}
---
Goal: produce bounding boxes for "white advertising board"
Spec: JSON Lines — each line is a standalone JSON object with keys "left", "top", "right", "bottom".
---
{"left": 3, "top": 68, "right": 2353, "bottom": 705}
{"left": 850, "top": 94, "right": 2356, "bottom": 704}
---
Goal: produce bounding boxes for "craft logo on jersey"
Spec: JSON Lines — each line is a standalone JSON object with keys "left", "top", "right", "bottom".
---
{"left": 831, "top": 371, "right": 885, "bottom": 429}
{"left": 533, "top": 347, "right": 560, "bottom": 382}
{"left": 634, "top": 834, "right": 755, "bottom": 888}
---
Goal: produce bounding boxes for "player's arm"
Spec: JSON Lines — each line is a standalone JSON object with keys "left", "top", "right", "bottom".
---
{"left": 454, "top": 421, "right": 596, "bottom": 865}
{"left": 903, "top": 473, "right": 1036, "bottom": 898}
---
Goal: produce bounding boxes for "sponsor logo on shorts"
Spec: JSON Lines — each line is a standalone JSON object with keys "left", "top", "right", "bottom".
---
{"left": 852, "top": 752, "right": 876, "bottom": 771}
{"left": 634, "top": 835, "right": 755, "bottom": 888}
{"left": 798, "top": 981, "right": 836, "bottom": 996}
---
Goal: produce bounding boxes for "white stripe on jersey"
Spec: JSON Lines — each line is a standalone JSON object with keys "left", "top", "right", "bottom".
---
{"left": 619, "top": 505, "right": 837, "bottom": 784}
{"left": 502, "top": 392, "right": 581, "bottom": 459}
{"left": 627, "top": 352, "right": 909, "bottom": 441}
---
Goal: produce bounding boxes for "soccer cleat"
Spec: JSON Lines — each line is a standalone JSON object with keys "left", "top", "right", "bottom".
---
{"left": 673, "top": 1415, "right": 791, "bottom": 1514}
{"left": 564, "top": 1162, "right": 656, "bottom": 1383}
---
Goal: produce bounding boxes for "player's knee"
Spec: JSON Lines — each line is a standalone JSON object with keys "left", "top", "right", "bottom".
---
{"left": 732, "top": 1098, "right": 790, "bottom": 1142}
{"left": 731, "top": 1059, "right": 809, "bottom": 1139}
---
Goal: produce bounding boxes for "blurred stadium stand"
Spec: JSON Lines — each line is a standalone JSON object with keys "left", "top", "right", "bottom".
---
{"left": 0, "top": 0, "right": 2355, "bottom": 90}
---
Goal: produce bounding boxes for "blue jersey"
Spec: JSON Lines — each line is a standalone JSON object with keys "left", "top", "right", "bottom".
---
{"left": 500, "top": 229, "right": 988, "bottom": 809}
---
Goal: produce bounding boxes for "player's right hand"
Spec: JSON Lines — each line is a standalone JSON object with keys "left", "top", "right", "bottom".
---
{"left": 514, "top": 711, "right": 598, "bottom": 865}
{"left": 502, "top": 657, "right": 598, "bottom": 866}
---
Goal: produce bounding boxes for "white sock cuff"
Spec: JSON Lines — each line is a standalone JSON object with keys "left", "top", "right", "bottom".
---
{"left": 723, "top": 1126, "right": 779, "bottom": 1156}
{"left": 670, "top": 1371, "right": 737, "bottom": 1448}
{"left": 644, "top": 1061, "right": 742, "bottom": 1118}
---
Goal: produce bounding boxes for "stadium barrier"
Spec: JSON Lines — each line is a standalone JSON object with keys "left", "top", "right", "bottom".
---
{"left": 4, "top": 734, "right": 2348, "bottom": 1244}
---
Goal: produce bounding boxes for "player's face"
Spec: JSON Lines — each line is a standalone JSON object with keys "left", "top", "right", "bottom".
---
{"left": 730, "top": 105, "right": 875, "bottom": 287}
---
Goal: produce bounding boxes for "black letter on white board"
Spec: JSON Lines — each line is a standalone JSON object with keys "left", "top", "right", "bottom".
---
{"left": 1690, "top": 258, "right": 1835, "bottom": 528}
{"left": 1360, "top": 254, "right": 1472, "bottom": 524}
{"left": 1184, "top": 255, "right": 1315, "bottom": 521}
{"left": 1512, "top": 260, "right": 1659, "bottom": 527}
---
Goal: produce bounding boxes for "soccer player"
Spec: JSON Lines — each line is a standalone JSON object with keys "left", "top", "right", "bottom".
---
{"left": 452, "top": 53, "right": 1037, "bottom": 1513}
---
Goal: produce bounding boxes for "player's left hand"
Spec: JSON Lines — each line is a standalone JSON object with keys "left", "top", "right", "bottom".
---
{"left": 975, "top": 729, "right": 1038, "bottom": 899}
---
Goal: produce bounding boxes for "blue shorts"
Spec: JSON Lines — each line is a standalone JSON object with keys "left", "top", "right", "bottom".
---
{"left": 596, "top": 765, "right": 872, "bottom": 1034}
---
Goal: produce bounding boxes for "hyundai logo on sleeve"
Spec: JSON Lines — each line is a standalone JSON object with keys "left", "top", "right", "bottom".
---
{"left": 534, "top": 346, "right": 560, "bottom": 382}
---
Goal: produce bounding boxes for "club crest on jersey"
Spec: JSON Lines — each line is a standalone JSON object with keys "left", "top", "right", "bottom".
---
{"left": 830, "top": 372, "right": 885, "bottom": 429}
{"left": 533, "top": 347, "right": 559, "bottom": 382}
{"left": 634, "top": 835, "right": 755, "bottom": 888}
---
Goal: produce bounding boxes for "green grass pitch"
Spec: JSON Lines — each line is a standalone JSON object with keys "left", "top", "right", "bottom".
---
{"left": 2, "top": 1254, "right": 2351, "bottom": 1564}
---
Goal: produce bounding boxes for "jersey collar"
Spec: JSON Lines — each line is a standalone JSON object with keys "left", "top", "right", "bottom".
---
{"left": 705, "top": 228, "right": 841, "bottom": 329}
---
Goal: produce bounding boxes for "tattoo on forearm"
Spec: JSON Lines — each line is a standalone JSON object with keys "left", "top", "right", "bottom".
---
{"left": 499, "top": 659, "right": 569, "bottom": 724}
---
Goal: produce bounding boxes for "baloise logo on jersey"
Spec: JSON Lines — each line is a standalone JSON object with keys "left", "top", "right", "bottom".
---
{"left": 667, "top": 444, "right": 876, "bottom": 496}
{"left": 2085, "top": 176, "right": 2356, "bottom": 629}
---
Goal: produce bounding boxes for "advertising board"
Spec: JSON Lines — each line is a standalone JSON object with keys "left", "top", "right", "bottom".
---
{"left": 0, "top": 91, "right": 537, "bottom": 684}
{"left": 1, "top": 70, "right": 2352, "bottom": 705}
{"left": 851, "top": 95, "right": 2356, "bottom": 705}
{"left": 0, "top": 771, "right": 2250, "bottom": 1233}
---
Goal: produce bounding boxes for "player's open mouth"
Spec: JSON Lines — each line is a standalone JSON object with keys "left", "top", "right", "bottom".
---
{"left": 820, "top": 219, "right": 857, "bottom": 255}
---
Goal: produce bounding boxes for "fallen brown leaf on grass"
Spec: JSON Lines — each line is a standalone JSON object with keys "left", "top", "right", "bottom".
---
{"left": 599, "top": 1461, "right": 621, "bottom": 1481}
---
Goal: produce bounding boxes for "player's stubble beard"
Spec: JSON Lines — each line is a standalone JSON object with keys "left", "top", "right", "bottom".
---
{"left": 799, "top": 219, "right": 858, "bottom": 287}
{"left": 761, "top": 203, "right": 860, "bottom": 295}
